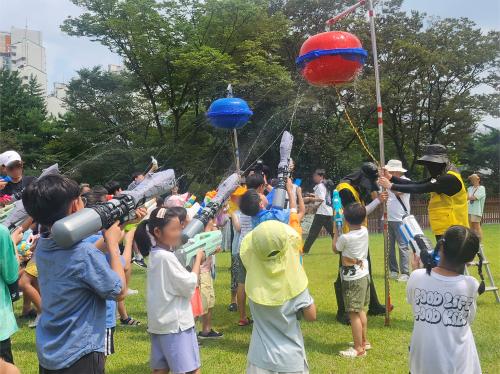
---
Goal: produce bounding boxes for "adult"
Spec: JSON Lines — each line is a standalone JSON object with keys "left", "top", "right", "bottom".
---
{"left": 0, "top": 151, "right": 36, "bottom": 198}
{"left": 379, "top": 144, "right": 468, "bottom": 240}
{"left": 334, "top": 162, "right": 388, "bottom": 323}
{"left": 467, "top": 173, "right": 486, "bottom": 241}
{"left": 385, "top": 160, "right": 411, "bottom": 282}
{"left": 302, "top": 169, "right": 334, "bottom": 254}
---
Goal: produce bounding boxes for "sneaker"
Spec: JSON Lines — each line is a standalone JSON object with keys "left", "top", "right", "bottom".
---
{"left": 390, "top": 271, "right": 399, "bottom": 279}
{"left": 348, "top": 342, "right": 372, "bottom": 350}
{"left": 339, "top": 347, "right": 366, "bottom": 358}
{"left": 228, "top": 303, "right": 238, "bottom": 312}
{"left": 127, "top": 288, "right": 139, "bottom": 295}
{"left": 198, "top": 329, "right": 224, "bottom": 339}
{"left": 397, "top": 274, "right": 410, "bottom": 282}
{"left": 132, "top": 258, "right": 147, "bottom": 268}
{"left": 29, "top": 314, "right": 41, "bottom": 328}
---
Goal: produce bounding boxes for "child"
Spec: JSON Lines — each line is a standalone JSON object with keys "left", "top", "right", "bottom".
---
{"left": 240, "top": 220, "right": 315, "bottom": 373}
{"left": 407, "top": 225, "right": 483, "bottom": 374}
{"left": 0, "top": 225, "right": 20, "bottom": 364}
{"left": 22, "top": 175, "right": 127, "bottom": 373}
{"left": 239, "top": 189, "right": 290, "bottom": 228}
{"left": 332, "top": 203, "right": 370, "bottom": 357}
{"left": 139, "top": 207, "right": 204, "bottom": 374}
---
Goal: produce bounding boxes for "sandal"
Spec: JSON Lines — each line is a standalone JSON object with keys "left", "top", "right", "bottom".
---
{"left": 238, "top": 317, "right": 253, "bottom": 327}
{"left": 120, "top": 317, "right": 141, "bottom": 326}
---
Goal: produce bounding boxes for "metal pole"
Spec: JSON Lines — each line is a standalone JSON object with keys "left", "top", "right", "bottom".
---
{"left": 326, "top": 0, "right": 366, "bottom": 26}
{"left": 368, "top": 0, "right": 390, "bottom": 326}
{"left": 233, "top": 128, "right": 241, "bottom": 174}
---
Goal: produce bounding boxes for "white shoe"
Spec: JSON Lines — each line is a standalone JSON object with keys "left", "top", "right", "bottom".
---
{"left": 397, "top": 274, "right": 409, "bottom": 282}
{"left": 127, "top": 289, "right": 139, "bottom": 295}
{"left": 29, "top": 314, "right": 41, "bottom": 328}
{"left": 348, "top": 341, "right": 372, "bottom": 350}
{"left": 390, "top": 271, "right": 399, "bottom": 279}
{"left": 339, "top": 347, "right": 366, "bottom": 357}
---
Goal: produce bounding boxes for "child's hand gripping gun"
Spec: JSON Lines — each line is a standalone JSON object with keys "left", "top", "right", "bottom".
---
{"left": 332, "top": 189, "right": 344, "bottom": 235}
{"left": 175, "top": 230, "right": 222, "bottom": 269}
{"left": 399, "top": 214, "right": 436, "bottom": 267}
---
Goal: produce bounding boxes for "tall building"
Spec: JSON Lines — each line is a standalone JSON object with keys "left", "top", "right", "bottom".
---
{"left": 0, "top": 27, "right": 47, "bottom": 94}
{"left": 46, "top": 82, "right": 68, "bottom": 117}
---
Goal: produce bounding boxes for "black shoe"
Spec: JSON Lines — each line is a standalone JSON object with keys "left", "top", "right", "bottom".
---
{"left": 198, "top": 329, "right": 224, "bottom": 339}
{"left": 132, "top": 258, "right": 147, "bottom": 269}
{"left": 228, "top": 303, "right": 238, "bottom": 312}
{"left": 336, "top": 313, "right": 350, "bottom": 325}
{"left": 368, "top": 305, "right": 388, "bottom": 316}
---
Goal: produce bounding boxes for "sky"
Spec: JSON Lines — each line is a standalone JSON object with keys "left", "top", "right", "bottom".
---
{"left": 1, "top": 0, "right": 499, "bottom": 127}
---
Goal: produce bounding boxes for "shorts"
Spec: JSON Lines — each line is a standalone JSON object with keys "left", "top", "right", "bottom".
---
{"left": 150, "top": 328, "right": 200, "bottom": 373}
{"left": 342, "top": 275, "right": 370, "bottom": 313}
{"left": 469, "top": 214, "right": 482, "bottom": 223}
{"left": 0, "top": 338, "right": 13, "bottom": 364}
{"left": 234, "top": 254, "right": 247, "bottom": 285}
{"left": 105, "top": 327, "right": 115, "bottom": 356}
{"left": 25, "top": 258, "right": 38, "bottom": 278}
{"left": 39, "top": 352, "right": 105, "bottom": 374}
{"left": 200, "top": 271, "right": 215, "bottom": 314}
{"left": 247, "top": 363, "right": 309, "bottom": 374}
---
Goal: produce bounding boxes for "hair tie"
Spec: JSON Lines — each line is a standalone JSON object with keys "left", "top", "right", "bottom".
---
{"left": 156, "top": 208, "right": 167, "bottom": 219}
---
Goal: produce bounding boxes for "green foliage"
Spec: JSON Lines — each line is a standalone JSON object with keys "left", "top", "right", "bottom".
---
{"left": 0, "top": 69, "right": 49, "bottom": 168}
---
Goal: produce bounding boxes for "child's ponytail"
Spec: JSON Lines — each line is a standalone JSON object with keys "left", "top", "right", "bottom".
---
{"left": 134, "top": 220, "right": 153, "bottom": 257}
{"left": 477, "top": 252, "right": 486, "bottom": 295}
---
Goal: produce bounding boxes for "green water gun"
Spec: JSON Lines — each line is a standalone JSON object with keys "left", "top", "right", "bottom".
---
{"left": 175, "top": 230, "right": 222, "bottom": 268}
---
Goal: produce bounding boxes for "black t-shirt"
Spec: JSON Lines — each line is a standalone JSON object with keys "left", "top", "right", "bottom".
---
{"left": 0, "top": 176, "right": 36, "bottom": 197}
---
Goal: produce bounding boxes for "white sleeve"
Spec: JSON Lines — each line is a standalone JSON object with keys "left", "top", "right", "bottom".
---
{"left": 365, "top": 198, "right": 380, "bottom": 215}
{"left": 406, "top": 272, "right": 416, "bottom": 305}
{"left": 336, "top": 235, "right": 346, "bottom": 252}
{"left": 467, "top": 277, "right": 480, "bottom": 324}
{"left": 166, "top": 256, "right": 198, "bottom": 298}
{"left": 316, "top": 184, "right": 326, "bottom": 200}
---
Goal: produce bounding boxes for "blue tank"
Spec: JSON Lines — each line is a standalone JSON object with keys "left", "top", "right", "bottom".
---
{"left": 206, "top": 97, "right": 253, "bottom": 129}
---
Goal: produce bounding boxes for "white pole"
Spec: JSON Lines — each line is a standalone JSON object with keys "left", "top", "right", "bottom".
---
{"left": 367, "top": 0, "right": 390, "bottom": 326}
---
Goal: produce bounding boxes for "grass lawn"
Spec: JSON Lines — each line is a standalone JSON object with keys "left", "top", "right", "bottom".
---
{"left": 12, "top": 224, "right": 500, "bottom": 374}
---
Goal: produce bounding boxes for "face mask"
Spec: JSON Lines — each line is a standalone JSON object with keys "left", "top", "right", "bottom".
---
{"left": 426, "top": 163, "right": 446, "bottom": 178}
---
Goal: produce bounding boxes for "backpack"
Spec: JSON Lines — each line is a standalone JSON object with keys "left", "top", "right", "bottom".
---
{"left": 322, "top": 179, "right": 335, "bottom": 207}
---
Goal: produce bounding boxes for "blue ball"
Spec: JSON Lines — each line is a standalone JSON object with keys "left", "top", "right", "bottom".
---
{"left": 207, "top": 98, "right": 253, "bottom": 129}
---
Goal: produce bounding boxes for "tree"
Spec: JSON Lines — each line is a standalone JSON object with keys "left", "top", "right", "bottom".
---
{"left": 0, "top": 68, "right": 48, "bottom": 168}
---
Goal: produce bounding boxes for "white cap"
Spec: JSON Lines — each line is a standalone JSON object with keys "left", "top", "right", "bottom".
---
{"left": 1, "top": 150, "right": 22, "bottom": 167}
{"left": 385, "top": 159, "right": 407, "bottom": 173}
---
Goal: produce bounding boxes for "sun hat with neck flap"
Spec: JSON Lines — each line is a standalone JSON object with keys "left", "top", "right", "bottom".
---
{"left": 240, "top": 220, "right": 308, "bottom": 306}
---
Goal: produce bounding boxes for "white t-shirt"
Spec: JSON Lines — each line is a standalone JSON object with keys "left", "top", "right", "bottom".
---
{"left": 387, "top": 176, "right": 411, "bottom": 221}
{"left": 406, "top": 269, "right": 481, "bottom": 374}
{"left": 314, "top": 183, "right": 333, "bottom": 216}
{"left": 335, "top": 227, "right": 369, "bottom": 281}
{"left": 147, "top": 248, "right": 197, "bottom": 334}
{"left": 236, "top": 212, "right": 253, "bottom": 254}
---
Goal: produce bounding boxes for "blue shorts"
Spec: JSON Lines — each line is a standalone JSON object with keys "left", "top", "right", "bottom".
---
{"left": 150, "top": 328, "right": 200, "bottom": 373}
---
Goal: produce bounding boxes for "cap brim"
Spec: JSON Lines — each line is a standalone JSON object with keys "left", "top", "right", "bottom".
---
{"left": 416, "top": 155, "right": 448, "bottom": 164}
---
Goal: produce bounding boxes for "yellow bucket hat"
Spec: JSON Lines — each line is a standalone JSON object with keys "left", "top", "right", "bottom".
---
{"left": 240, "top": 220, "right": 308, "bottom": 306}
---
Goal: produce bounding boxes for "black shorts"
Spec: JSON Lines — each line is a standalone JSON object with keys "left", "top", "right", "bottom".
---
{"left": 0, "top": 338, "right": 13, "bottom": 364}
{"left": 105, "top": 327, "right": 115, "bottom": 356}
{"left": 39, "top": 352, "right": 105, "bottom": 374}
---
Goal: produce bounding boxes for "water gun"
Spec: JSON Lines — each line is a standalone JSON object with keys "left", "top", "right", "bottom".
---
{"left": 294, "top": 178, "right": 302, "bottom": 187}
{"left": 184, "top": 195, "right": 196, "bottom": 208}
{"left": 0, "top": 176, "right": 12, "bottom": 183}
{"left": 17, "top": 229, "right": 37, "bottom": 257}
{"left": 332, "top": 189, "right": 344, "bottom": 234}
{"left": 399, "top": 214, "right": 436, "bottom": 265}
{"left": 175, "top": 230, "right": 222, "bottom": 269}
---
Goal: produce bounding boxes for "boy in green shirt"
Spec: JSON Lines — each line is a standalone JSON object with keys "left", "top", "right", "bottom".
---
{"left": 0, "top": 225, "right": 20, "bottom": 364}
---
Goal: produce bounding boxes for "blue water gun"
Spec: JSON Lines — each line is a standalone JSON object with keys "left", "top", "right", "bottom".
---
{"left": 17, "top": 229, "right": 35, "bottom": 257}
{"left": 0, "top": 176, "right": 12, "bottom": 183}
{"left": 332, "top": 189, "right": 344, "bottom": 234}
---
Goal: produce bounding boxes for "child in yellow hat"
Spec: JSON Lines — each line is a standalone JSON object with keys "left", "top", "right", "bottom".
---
{"left": 240, "top": 220, "right": 316, "bottom": 374}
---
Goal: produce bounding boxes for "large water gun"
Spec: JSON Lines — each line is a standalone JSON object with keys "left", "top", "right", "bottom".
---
{"left": 0, "top": 176, "right": 12, "bottom": 183}
{"left": 182, "top": 173, "right": 239, "bottom": 242}
{"left": 332, "top": 189, "right": 344, "bottom": 234}
{"left": 184, "top": 194, "right": 197, "bottom": 208}
{"left": 272, "top": 131, "right": 294, "bottom": 210}
{"left": 399, "top": 214, "right": 436, "bottom": 266}
{"left": 175, "top": 230, "right": 222, "bottom": 269}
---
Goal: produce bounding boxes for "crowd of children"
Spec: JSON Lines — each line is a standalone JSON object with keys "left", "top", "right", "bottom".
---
{"left": 0, "top": 149, "right": 485, "bottom": 374}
